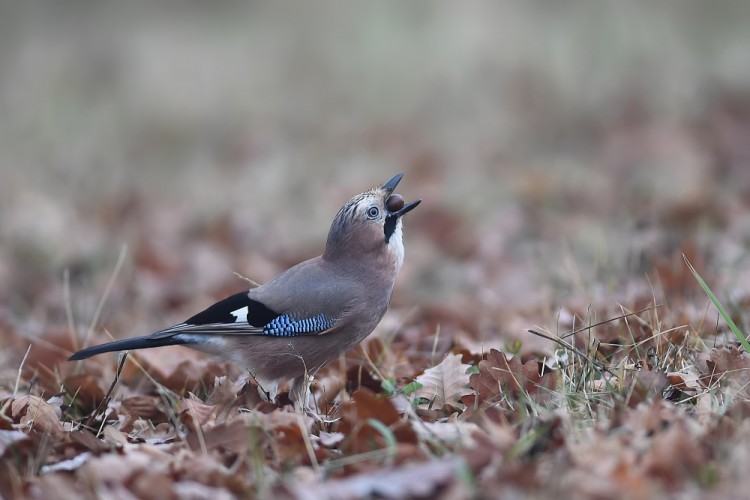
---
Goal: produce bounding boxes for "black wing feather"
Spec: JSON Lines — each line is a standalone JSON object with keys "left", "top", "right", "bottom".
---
{"left": 185, "top": 291, "right": 279, "bottom": 327}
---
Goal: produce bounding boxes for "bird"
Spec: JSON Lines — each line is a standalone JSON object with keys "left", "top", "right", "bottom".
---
{"left": 69, "top": 173, "right": 420, "bottom": 406}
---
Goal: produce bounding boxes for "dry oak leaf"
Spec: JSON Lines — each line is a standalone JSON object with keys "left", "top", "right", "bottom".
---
{"left": 28, "top": 468, "right": 82, "bottom": 500}
{"left": 622, "top": 363, "right": 669, "bottom": 407}
{"left": 180, "top": 393, "right": 220, "bottom": 430}
{"left": 274, "top": 423, "right": 329, "bottom": 465}
{"left": 470, "top": 349, "right": 557, "bottom": 405}
{"left": 566, "top": 437, "right": 652, "bottom": 498}
{"left": 291, "top": 457, "right": 465, "bottom": 499}
{"left": 414, "top": 352, "right": 472, "bottom": 410}
{"left": 170, "top": 448, "right": 251, "bottom": 497}
{"left": 709, "top": 346, "right": 750, "bottom": 371}
{"left": 641, "top": 419, "right": 704, "bottom": 489}
{"left": 666, "top": 368, "right": 701, "bottom": 393}
{"left": 338, "top": 388, "right": 418, "bottom": 455}
{"left": 703, "top": 346, "right": 750, "bottom": 398}
{"left": 63, "top": 373, "right": 106, "bottom": 411}
{"left": 121, "top": 346, "right": 229, "bottom": 394}
{"left": 76, "top": 444, "right": 174, "bottom": 499}
{"left": 413, "top": 420, "right": 480, "bottom": 447}
{"left": 121, "top": 395, "right": 168, "bottom": 423}
{"left": 179, "top": 377, "right": 242, "bottom": 431}
{"left": 9, "top": 395, "right": 64, "bottom": 435}
{"left": 0, "top": 429, "right": 31, "bottom": 458}
{"left": 185, "top": 418, "right": 252, "bottom": 454}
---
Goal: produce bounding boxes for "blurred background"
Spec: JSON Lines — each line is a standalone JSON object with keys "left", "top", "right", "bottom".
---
{"left": 2, "top": 2, "right": 750, "bottom": 361}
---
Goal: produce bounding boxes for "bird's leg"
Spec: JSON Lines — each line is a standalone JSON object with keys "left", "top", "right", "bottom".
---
{"left": 248, "top": 371, "right": 278, "bottom": 403}
{"left": 290, "top": 374, "right": 316, "bottom": 415}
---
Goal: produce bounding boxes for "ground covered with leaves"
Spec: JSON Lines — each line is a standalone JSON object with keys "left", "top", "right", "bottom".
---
{"left": 3, "top": 3, "right": 750, "bottom": 499}
{"left": 6, "top": 284, "right": 750, "bottom": 499}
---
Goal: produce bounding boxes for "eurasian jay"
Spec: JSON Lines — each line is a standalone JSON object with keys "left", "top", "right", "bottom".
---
{"left": 69, "top": 173, "right": 420, "bottom": 404}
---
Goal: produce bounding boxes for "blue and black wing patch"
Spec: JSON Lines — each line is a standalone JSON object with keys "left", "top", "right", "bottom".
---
{"left": 262, "top": 313, "right": 336, "bottom": 337}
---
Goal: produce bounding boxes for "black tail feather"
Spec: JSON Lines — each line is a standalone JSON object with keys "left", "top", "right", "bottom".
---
{"left": 68, "top": 335, "right": 188, "bottom": 361}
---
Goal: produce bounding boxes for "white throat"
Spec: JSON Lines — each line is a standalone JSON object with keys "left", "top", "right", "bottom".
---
{"left": 388, "top": 219, "right": 405, "bottom": 274}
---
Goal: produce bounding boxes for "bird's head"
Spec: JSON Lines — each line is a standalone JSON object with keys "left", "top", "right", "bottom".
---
{"left": 323, "top": 173, "right": 420, "bottom": 266}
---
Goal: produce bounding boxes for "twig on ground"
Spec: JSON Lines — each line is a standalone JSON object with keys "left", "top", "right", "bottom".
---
{"left": 84, "top": 352, "right": 128, "bottom": 431}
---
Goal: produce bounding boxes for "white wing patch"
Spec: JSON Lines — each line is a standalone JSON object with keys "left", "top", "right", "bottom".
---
{"left": 230, "top": 306, "right": 249, "bottom": 323}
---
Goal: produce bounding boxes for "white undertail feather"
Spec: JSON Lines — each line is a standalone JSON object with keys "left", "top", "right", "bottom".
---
{"left": 174, "top": 333, "right": 228, "bottom": 348}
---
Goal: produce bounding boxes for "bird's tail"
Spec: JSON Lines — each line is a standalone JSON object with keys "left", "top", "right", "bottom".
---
{"left": 68, "top": 335, "right": 187, "bottom": 360}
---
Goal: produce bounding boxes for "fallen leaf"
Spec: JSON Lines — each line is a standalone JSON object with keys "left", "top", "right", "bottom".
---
{"left": 185, "top": 418, "right": 254, "bottom": 454}
{"left": 64, "top": 373, "right": 107, "bottom": 411}
{"left": 470, "top": 349, "right": 558, "bottom": 406}
{"left": 337, "top": 389, "right": 418, "bottom": 455}
{"left": 121, "top": 395, "right": 168, "bottom": 423}
{"left": 623, "top": 363, "right": 669, "bottom": 407}
{"left": 0, "top": 429, "right": 31, "bottom": 457}
{"left": 290, "top": 457, "right": 466, "bottom": 499}
{"left": 703, "top": 346, "right": 750, "bottom": 398}
{"left": 413, "top": 420, "right": 480, "bottom": 447}
{"left": 642, "top": 419, "right": 704, "bottom": 488}
{"left": 9, "top": 395, "right": 64, "bottom": 435}
{"left": 414, "top": 353, "right": 472, "bottom": 410}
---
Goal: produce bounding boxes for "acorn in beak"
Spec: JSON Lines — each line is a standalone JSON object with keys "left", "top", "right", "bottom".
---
{"left": 382, "top": 173, "right": 421, "bottom": 217}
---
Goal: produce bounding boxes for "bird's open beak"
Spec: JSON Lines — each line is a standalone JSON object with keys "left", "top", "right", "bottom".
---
{"left": 382, "top": 173, "right": 421, "bottom": 217}
{"left": 393, "top": 199, "right": 421, "bottom": 217}
{"left": 382, "top": 173, "right": 404, "bottom": 194}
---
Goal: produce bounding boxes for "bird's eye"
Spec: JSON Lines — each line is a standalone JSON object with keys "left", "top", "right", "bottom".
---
{"left": 366, "top": 206, "right": 380, "bottom": 219}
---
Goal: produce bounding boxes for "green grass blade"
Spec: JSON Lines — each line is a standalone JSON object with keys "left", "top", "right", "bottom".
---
{"left": 366, "top": 418, "right": 398, "bottom": 453}
{"left": 684, "top": 254, "right": 750, "bottom": 353}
